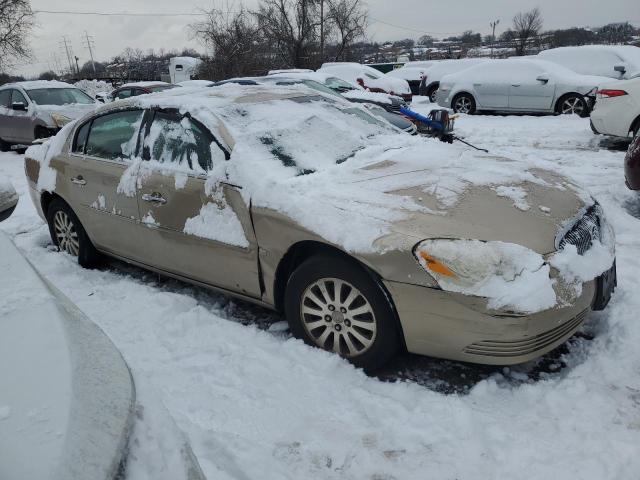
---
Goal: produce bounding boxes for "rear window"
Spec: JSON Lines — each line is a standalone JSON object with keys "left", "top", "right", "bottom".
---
{"left": 85, "top": 110, "right": 144, "bottom": 161}
{"left": 0, "top": 90, "right": 10, "bottom": 108}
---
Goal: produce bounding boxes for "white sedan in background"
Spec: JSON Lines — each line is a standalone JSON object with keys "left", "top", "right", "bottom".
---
{"left": 590, "top": 74, "right": 640, "bottom": 138}
{"left": 538, "top": 45, "right": 640, "bottom": 80}
{"left": 318, "top": 62, "right": 413, "bottom": 101}
{"left": 437, "top": 58, "right": 610, "bottom": 116}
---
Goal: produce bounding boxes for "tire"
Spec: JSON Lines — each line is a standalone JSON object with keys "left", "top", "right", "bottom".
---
{"left": 0, "top": 137, "right": 10, "bottom": 152}
{"left": 556, "top": 94, "right": 588, "bottom": 117}
{"left": 452, "top": 93, "right": 476, "bottom": 114}
{"left": 34, "top": 126, "right": 52, "bottom": 140}
{"left": 284, "top": 254, "right": 400, "bottom": 371}
{"left": 46, "top": 198, "right": 101, "bottom": 268}
{"left": 427, "top": 85, "right": 439, "bottom": 103}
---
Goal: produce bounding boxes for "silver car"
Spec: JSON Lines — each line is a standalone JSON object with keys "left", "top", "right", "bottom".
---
{"left": 0, "top": 80, "right": 97, "bottom": 151}
{"left": 437, "top": 58, "right": 610, "bottom": 116}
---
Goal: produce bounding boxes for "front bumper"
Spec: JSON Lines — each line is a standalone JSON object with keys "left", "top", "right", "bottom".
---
{"left": 385, "top": 277, "right": 598, "bottom": 365}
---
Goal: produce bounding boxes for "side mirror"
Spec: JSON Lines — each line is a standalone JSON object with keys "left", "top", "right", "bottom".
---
{"left": 11, "top": 102, "right": 27, "bottom": 111}
{"left": 614, "top": 65, "right": 626, "bottom": 75}
{"left": 536, "top": 75, "right": 549, "bottom": 84}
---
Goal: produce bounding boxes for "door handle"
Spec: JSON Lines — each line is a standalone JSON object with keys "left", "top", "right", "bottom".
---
{"left": 511, "top": 84, "right": 521, "bottom": 87}
{"left": 70, "top": 175, "right": 86, "bottom": 186}
{"left": 142, "top": 192, "right": 167, "bottom": 205}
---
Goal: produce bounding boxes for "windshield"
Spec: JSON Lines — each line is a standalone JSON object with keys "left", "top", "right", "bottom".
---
{"left": 217, "top": 95, "right": 398, "bottom": 175}
{"left": 25, "top": 88, "right": 94, "bottom": 105}
{"left": 324, "top": 77, "right": 356, "bottom": 92}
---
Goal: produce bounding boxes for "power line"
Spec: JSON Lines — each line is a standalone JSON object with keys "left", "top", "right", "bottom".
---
{"left": 34, "top": 9, "right": 206, "bottom": 17}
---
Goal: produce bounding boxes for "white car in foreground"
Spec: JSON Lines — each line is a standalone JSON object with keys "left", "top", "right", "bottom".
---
{"left": 590, "top": 75, "right": 640, "bottom": 138}
{"left": 538, "top": 45, "right": 640, "bottom": 80}
{"left": 319, "top": 62, "right": 412, "bottom": 101}
{"left": 437, "top": 58, "right": 609, "bottom": 116}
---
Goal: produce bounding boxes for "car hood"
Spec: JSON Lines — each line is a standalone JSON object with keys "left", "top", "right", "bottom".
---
{"left": 32, "top": 103, "right": 98, "bottom": 120}
{"left": 346, "top": 149, "right": 590, "bottom": 255}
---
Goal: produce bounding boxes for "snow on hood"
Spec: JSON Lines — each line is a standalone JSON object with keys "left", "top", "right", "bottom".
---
{"left": 32, "top": 103, "right": 98, "bottom": 121}
{"left": 318, "top": 64, "right": 411, "bottom": 95}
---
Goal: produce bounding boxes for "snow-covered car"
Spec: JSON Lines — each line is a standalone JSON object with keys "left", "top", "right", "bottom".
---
{"left": 318, "top": 62, "right": 413, "bottom": 102}
{"left": 0, "top": 81, "right": 98, "bottom": 149}
{"left": 177, "top": 79, "right": 215, "bottom": 87}
{"left": 95, "top": 91, "right": 112, "bottom": 103}
{"left": 24, "top": 84, "right": 616, "bottom": 370}
{"left": 538, "top": 45, "right": 640, "bottom": 80}
{"left": 418, "top": 58, "right": 488, "bottom": 102}
{"left": 437, "top": 58, "right": 609, "bottom": 116}
{"left": 0, "top": 231, "right": 135, "bottom": 479}
{"left": 110, "top": 81, "right": 178, "bottom": 101}
{"left": 385, "top": 67, "right": 429, "bottom": 95}
{"left": 0, "top": 178, "right": 18, "bottom": 222}
{"left": 590, "top": 75, "right": 640, "bottom": 138}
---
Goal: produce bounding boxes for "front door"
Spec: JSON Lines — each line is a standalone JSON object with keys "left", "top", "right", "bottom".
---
{"left": 473, "top": 72, "right": 509, "bottom": 109}
{"left": 135, "top": 110, "right": 262, "bottom": 298}
{"left": 508, "top": 65, "right": 555, "bottom": 111}
{"left": 8, "top": 89, "right": 33, "bottom": 143}
{"left": 62, "top": 109, "right": 146, "bottom": 260}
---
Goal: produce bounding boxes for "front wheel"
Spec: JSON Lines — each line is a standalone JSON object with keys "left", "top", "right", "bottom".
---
{"left": 452, "top": 93, "right": 476, "bottom": 114}
{"left": 427, "top": 86, "right": 439, "bottom": 103}
{"left": 557, "top": 94, "right": 588, "bottom": 117}
{"left": 284, "top": 254, "right": 400, "bottom": 371}
{"left": 46, "top": 198, "right": 101, "bottom": 268}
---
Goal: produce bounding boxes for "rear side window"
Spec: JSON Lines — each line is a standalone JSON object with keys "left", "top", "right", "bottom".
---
{"left": 73, "top": 121, "right": 91, "bottom": 153}
{"left": 115, "top": 89, "right": 132, "bottom": 100}
{"left": 145, "top": 111, "right": 223, "bottom": 172}
{"left": 85, "top": 110, "right": 143, "bottom": 161}
{"left": 11, "top": 90, "right": 27, "bottom": 105}
{"left": 0, "top": 90, "right": 10, "bottom": 108}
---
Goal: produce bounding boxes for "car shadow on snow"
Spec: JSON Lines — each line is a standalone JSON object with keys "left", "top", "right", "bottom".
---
{"left": 98, "top": 255, "right": 597, "bottom": 395}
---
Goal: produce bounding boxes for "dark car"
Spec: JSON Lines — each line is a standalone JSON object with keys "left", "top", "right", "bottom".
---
{"left": 625, "top": 133, "right": 640, "bottom": 190}
{"left": 108, "top": 82, "right": 178, "bottom": 102}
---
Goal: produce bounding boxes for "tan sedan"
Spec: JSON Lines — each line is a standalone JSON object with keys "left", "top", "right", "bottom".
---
{"left": 24, "top": 85, "right": 616, "bottom": 370}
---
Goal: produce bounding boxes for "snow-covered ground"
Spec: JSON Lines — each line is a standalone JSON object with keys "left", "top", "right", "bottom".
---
{"left": 1, "top": 112, "right": 640, "bottom": 479}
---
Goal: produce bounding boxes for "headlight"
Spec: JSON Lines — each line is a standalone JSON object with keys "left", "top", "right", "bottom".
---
{"left": 51, "top": 113, "right": 72, "bottom": 128}
{"left": 413, "top": 239, "right": 556, "bottom": 314}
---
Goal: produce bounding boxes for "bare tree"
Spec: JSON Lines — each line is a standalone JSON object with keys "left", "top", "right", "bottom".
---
{"left": 0, "top": 0, "right": 34, "bottom": 71}
{"left": 190, "top": 5, "right": 267, "bottom": 79}
{"left": 512, "top": 7, "right": 543, "bottom": 56}
{"left": 325, "top": 0, "right": 367, "bottom": 61}
{"left": 255, "top": 0, "right": 322, "bottom": 69}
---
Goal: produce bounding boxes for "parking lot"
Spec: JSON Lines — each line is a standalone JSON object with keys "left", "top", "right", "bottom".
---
{"left": 2, "top": 111, "right": 639, "bottom": 479}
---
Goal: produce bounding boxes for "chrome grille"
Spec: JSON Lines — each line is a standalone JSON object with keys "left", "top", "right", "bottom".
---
{"left": 558, "top": 206, "right": 601, "bottom": 255}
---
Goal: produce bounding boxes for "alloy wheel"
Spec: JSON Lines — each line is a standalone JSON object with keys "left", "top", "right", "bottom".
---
{"left": 561, "top": 97, "right": 585, "bottom": 115}
{"left": 454, "top": 96, "right": 472, "bottom": 113}
{"left": 53, "top": 210, "right": 80, "bottom": 257}
{"left": 300, "top": 277, "right": 377, "bottom": 357}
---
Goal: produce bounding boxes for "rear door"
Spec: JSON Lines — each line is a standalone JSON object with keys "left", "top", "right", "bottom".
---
{"left": 135, "top": 110, "right": 261, "bottom": 298}
{"left": 508, "top": 64, "right": 555, "bottom": 111}
{"left": 63, "top": 109, "right": 146, "bottom": 259}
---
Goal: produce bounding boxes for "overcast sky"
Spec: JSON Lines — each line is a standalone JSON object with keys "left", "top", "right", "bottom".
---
{"left": 15, "top": 0, "right": 640, "bottom": 77}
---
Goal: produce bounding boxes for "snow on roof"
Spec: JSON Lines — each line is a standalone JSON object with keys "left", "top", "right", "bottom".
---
{"left": 268, "top": 69, "right": 314, "bottom": 75}
{"left": 3, "top": 80, "right": 75, "bottom": 90}
{"left": 120, "top": 81, "right": 172, "bottom": 88}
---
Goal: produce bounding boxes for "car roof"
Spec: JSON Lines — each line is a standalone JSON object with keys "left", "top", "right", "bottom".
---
{"left": 0, "top": 80, "right": 75, "bottom": 90}
{"left": 119, "top": 81, "right": 173, "bottom": 89}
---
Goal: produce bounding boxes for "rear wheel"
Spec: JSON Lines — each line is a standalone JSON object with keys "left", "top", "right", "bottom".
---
{"left": 46, "top": 198, "right": 101, "bottom": 268}
{"left": 556, "top": 94, "right": 587, "bottom": 117}
{"left": 284, "top": 254, "right": 400, "bottom": 371}
{"left": 427, "top": 85, "right": 439, "bottom": 103}
{"left": 452, "top": 93, "right": 476, "bottom": 114}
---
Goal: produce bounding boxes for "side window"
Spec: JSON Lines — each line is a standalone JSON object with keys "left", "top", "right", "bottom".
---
{"left": 72, "top": 121, "right": 91, "bottom": 154}
{"left": 130, "top": 89, "right": 143, "bottom": 97}
{"left": 11, "top": 89, "right": 28, "bottom": 105}
{"left": 115, "top": 89, "right": 132, "bottom": 100}
{"left": 85, "top": 110, "right": 144, "bottom": 161}
{"left": 145, "top": 111, "right": 223, "bottom": 172}
{"left": 0, "top": 90, "right": 10, "bottom": 108}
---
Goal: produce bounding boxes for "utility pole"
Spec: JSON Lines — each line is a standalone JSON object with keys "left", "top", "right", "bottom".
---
{"left": 75, "top": 56, "right": 81, "bottom": 76}
{"left": 490, "top": 19, "right": 500, "bottom": 58}
{"left": 83, "top": 31, "right": 97, "bottom": 75}
{"left": 320, "top": 0, "right": 325, "bottom": 62}
{"left": 61, "top": 36, "right": 75, "bottom": 75}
